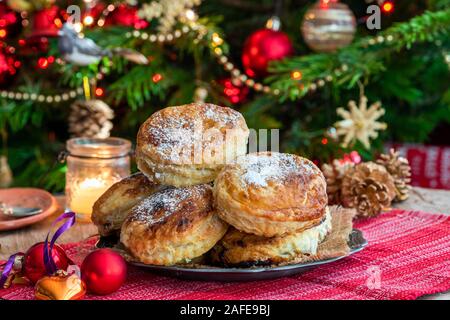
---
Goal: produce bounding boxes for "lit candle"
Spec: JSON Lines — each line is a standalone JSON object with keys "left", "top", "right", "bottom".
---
{"left": 68, "top": 178, "right": 111, "bottom": 221}
{"left": 64, "top": 137, "right": 132, "bottom": 223}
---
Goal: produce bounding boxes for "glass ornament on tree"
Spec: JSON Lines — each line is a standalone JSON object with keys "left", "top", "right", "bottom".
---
{"left": 29, "top": 5, "right": 62, "bottom": 38}
{"left": 105, "top": 4, "right": 148, "bottom": 29}
{"left": 301, "top": 0, "right": 356, "bottom": 52}
{"left": 241, "top": 15, "right": 293, "bottom": 78}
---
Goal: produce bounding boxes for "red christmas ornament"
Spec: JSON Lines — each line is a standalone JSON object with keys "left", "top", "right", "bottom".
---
{"left": 30, "top": 6, "right": 62, "bottom": 38}
{"left": 81, "top": 249, "right": 127, "bottom": 295}
{"left": 105, "top": 4, "right": 148, "bottom": 29}
{"left": 0, "top": 44, "right": 20, "bottom": 86}
{"left": 23, "top": 242, "right": 71, "bottom": 284}
{"left": 218, "top": 78, "right": 249, "bottom": 104}
{"left": 241, "top": 28, "right": 293, "bottom": 78}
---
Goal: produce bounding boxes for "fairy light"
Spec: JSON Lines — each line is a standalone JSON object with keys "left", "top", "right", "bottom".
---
{"left": 95, "top": 87, "right": 105, "bottom": 97}
{"left": 185, "top": 9, "right": 197, "bottom": 21}
{"left": 152, "top": 73, "right": 163, "bottom": 83}
{"left": 53, "top": 18, "right": 63, "bottom": 29}
{"left": 38, "top": 57, "right": 49, "bottom": 69}
{"left": 73, "top": 22, "right": 83, "bottom": 33}
{"left": 0, "top": 88, "right": 82, "bottom": 103}
{"left": 382, "top": 1, "right": 394, "bottom": 13}
{"left": 83, "top": 15, "right": 94, "bottom": 26}
{"left": 211, "top": 33, "right": 223, "bottom": 46}
{"left": 291, "top": 70, "right": 302, "bottom": 80}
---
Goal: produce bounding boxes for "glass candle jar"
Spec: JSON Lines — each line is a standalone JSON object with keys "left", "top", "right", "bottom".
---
{"left": 65, "top": 137, "right": 131, "bottom": 222}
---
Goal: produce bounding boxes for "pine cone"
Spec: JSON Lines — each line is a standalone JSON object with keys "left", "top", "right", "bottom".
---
{"left": 321, "top": 160, "right": 355, "bottom": 205}
{"left": 376, "top": 148, "right": 412, "bottom": 201}
{"left": 68, "top": 100, "right": 114, "bottom": 139}
{"left": 342, "top": 162, "right": 396, "bottom": 218}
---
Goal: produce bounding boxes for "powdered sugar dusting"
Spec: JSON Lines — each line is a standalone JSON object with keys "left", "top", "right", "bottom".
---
{"left": 142, "top": 103, "right": 245, "bottom": 163}
{"left": 203, "top": 103, "right": 241, "bottom": 124}
{"left": 237, "top": 153, "right": 318, "bottom": 187}
{"left": 131, "top": 185, "right": 207, "bottom": 225}
{"left": 147, "top": 111, "right": 199, "bottom": 162}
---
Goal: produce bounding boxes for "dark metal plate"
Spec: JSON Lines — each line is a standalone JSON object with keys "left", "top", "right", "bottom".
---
{"left": 118, "top": 229, "right": 367, "bottom": 282}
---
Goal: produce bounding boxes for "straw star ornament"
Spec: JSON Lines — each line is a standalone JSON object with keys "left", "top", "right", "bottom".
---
{"left": 334, "top": 95, "right": 387, "bottom": 149}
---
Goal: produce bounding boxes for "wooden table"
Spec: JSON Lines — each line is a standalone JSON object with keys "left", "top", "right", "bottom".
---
{"left": 1, "top": 187, "right": 449, "bottom": 300}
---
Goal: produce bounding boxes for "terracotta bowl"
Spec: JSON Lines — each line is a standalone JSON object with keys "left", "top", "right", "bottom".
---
{"left": 0, "top": 188, "right": 60, "bottom": 231}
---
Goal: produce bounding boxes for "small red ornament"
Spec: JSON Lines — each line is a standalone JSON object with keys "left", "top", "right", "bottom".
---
{"left": 81, "top": 249, "right": 127, "bottom": 295}
{"left": 339, "top": 151, "right": 362, "bottom": 165}
{"left": 105, "top": 4, "right": 148, "bottom": 29}
{"left": 218, "top": 78, "right": 249, "bottom": 104}
{"left": 241, "top": 28, "right": 293, "bottom": 78}
{"left": 30, "top": 6, "right": 62, "bottom": 38}
{"left": 23, "top": 242, "right": 70, "bottom": 284}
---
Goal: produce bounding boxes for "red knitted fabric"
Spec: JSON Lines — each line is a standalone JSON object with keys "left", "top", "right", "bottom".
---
{"left": 1, "top": 210, "right": 449, "bottom": 300}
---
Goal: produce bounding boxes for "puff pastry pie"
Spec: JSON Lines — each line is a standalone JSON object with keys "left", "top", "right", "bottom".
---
{"left": 214, "top": 152, "right": 328, "bottom": 237}
{"left": 92, "top": 172, "right": 164, "bottom": 236}
{"left": 210, "top": 207, "right": 332, "bottom": 267}
{"left": 136, "top": 103, "right": 249, "bottom": 187}
{"left": 121, "top": 184, "right": 228, "bottom": 265}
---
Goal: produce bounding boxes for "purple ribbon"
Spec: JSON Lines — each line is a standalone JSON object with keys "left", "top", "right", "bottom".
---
{"left": 43, "top": 211, "right": 76, "bottom": 275}
{"left": 0, "top": 254, "right": 18, "bottom": 288}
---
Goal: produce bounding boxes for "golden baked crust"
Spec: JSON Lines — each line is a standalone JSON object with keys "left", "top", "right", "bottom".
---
{"left": 120, "top": 184, "right": 229, "bottom": 266}
{"left": 92, "top": 172, "right": 164, "bottom": 236}
{"left": 214, "top": 152, "right": 328, "bottom": 237}
{"left": 210, "top": 207, "right": 332, "bottom": 267}
{"left": 136, "top": 103, "right": 249, "bottom": 187}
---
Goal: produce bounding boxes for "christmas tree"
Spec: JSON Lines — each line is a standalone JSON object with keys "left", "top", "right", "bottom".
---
{"left": 0, "top": 0, "right": 449, "bottom": 192}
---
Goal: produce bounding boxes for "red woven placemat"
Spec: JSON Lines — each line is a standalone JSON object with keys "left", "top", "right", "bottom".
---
{"left": 1, "top": 209, "right": 449, "bottom": 300}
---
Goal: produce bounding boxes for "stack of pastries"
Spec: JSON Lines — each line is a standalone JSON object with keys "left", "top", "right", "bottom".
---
{"left": 92, "top": 102, "right": 332, "bottom": 267}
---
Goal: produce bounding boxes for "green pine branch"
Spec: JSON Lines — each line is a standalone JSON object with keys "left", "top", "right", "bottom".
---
{"left": 268, "top": 9, "right": 450, "bottom": 101}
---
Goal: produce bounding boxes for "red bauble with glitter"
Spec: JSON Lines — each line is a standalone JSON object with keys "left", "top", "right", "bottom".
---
{"left": 106, "top": 4, "right": 148, "bottom": 29}
{"left": 81, "top": 249, "right": 127, "bottom": 295}
{"left": 23, "top": 242, "right": 71, "bottom": 284}
{"left": 30, "top": 6, "right": 62, "bottom": 38}
{"left": 241, "top": 28, "right": 293, "bottom": 78}
{"left": 218, "top": 78, "right": 249, "bottom": 104}
{"left": 340, "top": 151, "right": 362, "bottom": 165}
